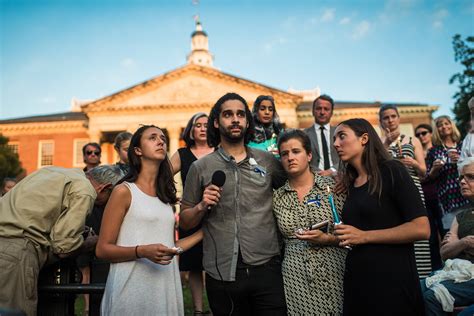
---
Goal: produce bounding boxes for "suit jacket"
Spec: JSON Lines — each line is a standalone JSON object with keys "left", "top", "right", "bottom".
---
{"left": 304, "top": 124, "right": 340, "bottom": 172}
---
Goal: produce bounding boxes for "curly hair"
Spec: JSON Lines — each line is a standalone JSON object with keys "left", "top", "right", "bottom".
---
{"left": 207, "top": 92, "right": 255, "bottom": 148}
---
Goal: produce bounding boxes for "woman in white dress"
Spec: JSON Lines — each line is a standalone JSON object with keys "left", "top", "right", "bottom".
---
{"left": 96, "top": 125, "right": 202, "bottom": 316}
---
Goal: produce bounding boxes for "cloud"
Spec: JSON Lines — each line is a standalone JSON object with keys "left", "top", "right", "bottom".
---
{"left": 352, "top": 20, "right": 371, "bottom": 40}
{"left": 432, "top": 20, "right": 443, "bottom": 29}
{"left": 263, "top": 37, "right": 288, "bottom": 53}
{"left": 120, "top": 58, "right": 136, "bottom": 69}
{"left": 380, "top": 0, "right": 422, "bottom": 22}
{"left": 321, "top": 8, "right": 335, "bottom": 22}
{"left": 432, "top": 8, "right": 448, "bottom": 29}
{"left": 339, "top": 17, "right": 351, "bottom": 25}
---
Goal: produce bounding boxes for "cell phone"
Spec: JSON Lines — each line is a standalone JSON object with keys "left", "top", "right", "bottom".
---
{"left": 309, "top": 220, "right": 330, "bottom": 232}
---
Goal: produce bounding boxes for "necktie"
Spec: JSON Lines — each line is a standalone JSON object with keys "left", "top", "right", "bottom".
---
{"left": 320, "top": 126, "right": 330, "bottom": 170}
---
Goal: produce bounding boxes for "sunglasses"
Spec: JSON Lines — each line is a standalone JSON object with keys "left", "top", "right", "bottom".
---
{"left": 415, "top": 131, "right": 429, "bottom": 137}
{"left": 459, "top": 173, "right": 474, "bottom": 182}
{"left": 86, "top": 150, "right": 101, "bottom": 156}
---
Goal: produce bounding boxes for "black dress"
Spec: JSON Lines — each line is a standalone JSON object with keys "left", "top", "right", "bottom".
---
{"left": 178, "top": 147, "right": 203, "bottom": 271}
{"left": 342, "top": 160, "right": 426, "bottom": 316}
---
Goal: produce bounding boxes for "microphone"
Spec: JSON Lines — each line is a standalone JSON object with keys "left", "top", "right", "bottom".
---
{"left": 211, "top": 170, "right": 226, "bottom": 187}
{"left": 208, "top": 170, "right": 226, "bottom": 211}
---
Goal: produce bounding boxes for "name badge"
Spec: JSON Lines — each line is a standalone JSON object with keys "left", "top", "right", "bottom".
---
{"left": 306, "top": 195, "right": 321, "bottom": 207}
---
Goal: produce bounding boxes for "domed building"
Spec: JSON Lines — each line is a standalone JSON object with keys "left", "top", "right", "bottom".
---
{"left": 0, "top": 18, "right": 437, "bottom": 175}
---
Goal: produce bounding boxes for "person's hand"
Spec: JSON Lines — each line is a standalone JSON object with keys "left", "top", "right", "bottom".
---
{"left": 384, "top": 128, "right": 400, "bottom": 145}
{"left": 333, "top": 174, "right": 347, "bottom": 194}
{"left": 447, "top": 151, "right": 460, "bottom": 163}
{"left": 400, "top": 156, "right": 418, "bottom": 168}
{"left": 139, "top": 244, "right": 178, "bottom": 265}
{"left": 317, "top": 169, "right": 333, "bottom": 177}
{"left": 81, "top": 235, "right": 99, "bottom": 253}
{"left": 334, "top": 224, "right": 367, "bottom": 247}
{"left": 295, "top": 229, "right": 333, "bottom": 246}
{"left": 431, "top": 159, "right": 445, "bottom": 172}
{"left": 198, "top": 184, "right": 222, "bottom": 211}
{"left": 441, "top": 232, "right": 454, "bottom": 246}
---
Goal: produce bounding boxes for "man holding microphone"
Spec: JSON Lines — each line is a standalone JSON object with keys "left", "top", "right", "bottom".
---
{"left": 180, "top": 92, "right": 286, "bottom": 315}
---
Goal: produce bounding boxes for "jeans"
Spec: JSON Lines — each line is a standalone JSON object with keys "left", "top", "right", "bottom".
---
{"left": 421, "top": 278, "right": 474, "bottom": 315}
{"left": 206, "top": 257, "right": 287, "bottom": 316}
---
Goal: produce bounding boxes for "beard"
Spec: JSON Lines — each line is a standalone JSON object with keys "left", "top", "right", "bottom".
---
{"left": 219, "top": 124, "right": 247, "bottom": 143}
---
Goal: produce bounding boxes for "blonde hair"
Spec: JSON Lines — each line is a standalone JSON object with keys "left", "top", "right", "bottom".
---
{"left": 431, "top": 115, "right": 461, "bottom": 146}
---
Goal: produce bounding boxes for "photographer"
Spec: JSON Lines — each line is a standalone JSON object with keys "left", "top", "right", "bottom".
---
{"left": 0, "top": 165, "right": 123, "bottom": 316}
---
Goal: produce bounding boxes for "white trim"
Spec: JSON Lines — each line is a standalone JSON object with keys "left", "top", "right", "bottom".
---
{"left": 38, "top": 140, "right": 54, "bottom": 168}
{"left": 73, "top": 138, "right": 89, "bottom": 168}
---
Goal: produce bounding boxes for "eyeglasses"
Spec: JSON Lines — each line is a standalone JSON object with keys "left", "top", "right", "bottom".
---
{"left": 415, "top": 131, "right": 429, "bottom": 138}
{"left": 459, "top": 173, "right": 474, "bottom": 182}
{"left": 86, "top": 150, "right": 101, "bottom": 156}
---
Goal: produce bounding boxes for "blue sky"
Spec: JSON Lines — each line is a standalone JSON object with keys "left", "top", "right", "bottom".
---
{"left": 1, "top": 0, "right": 473, "bottom": 120}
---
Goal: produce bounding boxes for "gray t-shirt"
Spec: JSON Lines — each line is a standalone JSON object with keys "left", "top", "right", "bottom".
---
{"left": 182, "top": 146, "right": 285, "bottom": 281}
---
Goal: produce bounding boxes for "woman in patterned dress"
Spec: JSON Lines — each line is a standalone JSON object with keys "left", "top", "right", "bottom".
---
{"left": 273, "top": 129, "right": 347, "bottom": 315}
{"left": 378, "top": 104, "right": 433, "bottom": 278}
{"left": 426, "top": 115, "right": 470, "bottom": 233}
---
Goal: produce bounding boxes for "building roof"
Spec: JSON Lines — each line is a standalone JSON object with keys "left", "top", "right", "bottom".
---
{"left": 0, "top": 111, "right": 87, "bottom": 124}
{"left": 191, "top": 30, "right": 207, "bottom": 37}
{"left": 296, "top": 100, "right": 432, "bottom": 112}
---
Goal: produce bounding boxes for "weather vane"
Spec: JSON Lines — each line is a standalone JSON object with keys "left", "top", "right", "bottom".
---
{"left": 192, "top": 0, "right": 200, "bottom": 23}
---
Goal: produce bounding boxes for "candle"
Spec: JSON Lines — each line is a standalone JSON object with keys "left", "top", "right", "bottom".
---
{"left": 327, "top": 186, "right": 351, "bottom": 250}
{"left": 327, "top": 186, "right": 341, "bottom": 224}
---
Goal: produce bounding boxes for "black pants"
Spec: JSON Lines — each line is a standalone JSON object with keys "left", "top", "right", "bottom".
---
{"left": 206, "top": 258, "right": 287, "bottom": 316}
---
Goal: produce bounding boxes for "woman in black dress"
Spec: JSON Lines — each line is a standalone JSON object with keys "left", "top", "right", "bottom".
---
{"left": 333, "top": 118, "right": 430, "bottom": 315}
{"left": 170, "top": 112, "right": 214, "bottom": 315}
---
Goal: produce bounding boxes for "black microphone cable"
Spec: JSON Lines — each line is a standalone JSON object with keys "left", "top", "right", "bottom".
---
{"left": 207, "top": 170, "right": 234, "bottom": 315}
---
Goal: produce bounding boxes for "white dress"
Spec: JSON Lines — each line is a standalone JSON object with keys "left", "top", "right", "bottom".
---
{"left": 101, "top": 182, "right": 184, "bottom": 316}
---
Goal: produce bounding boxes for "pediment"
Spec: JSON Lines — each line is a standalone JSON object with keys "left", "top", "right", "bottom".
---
{"left": 82, "top": 64, "right": 301, "bottom": 113}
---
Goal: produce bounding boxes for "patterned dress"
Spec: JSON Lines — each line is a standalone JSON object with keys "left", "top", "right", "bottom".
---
{"left": 426, "top": 143, "right": 470, "bottom": 215}
{"left": 273, "top": 173, "right": 347, "bottom": 315}
{"left": 388, "top": 137, "right": 432, "bottom": 278}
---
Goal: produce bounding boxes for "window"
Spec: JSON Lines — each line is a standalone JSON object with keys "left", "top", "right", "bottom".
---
{"left": 73, "top": 139, "right": 89, "bottom": 167}
{"left": 38, "top": 140, "right": 54, "bottom": 168}
{"left": 7, "top": 142, "right": 19, "bottom": 155}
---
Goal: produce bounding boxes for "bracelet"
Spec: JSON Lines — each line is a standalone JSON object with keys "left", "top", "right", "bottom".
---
{"left": 135, "top": 245, "right": 141, "bottom": 259}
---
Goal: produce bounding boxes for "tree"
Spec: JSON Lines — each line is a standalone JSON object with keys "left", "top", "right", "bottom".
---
{"left": 450, "top": 34, "right": 474, "bottom": 138}
{"left": 0, "top": 134, "right": 24, "bottom": 180}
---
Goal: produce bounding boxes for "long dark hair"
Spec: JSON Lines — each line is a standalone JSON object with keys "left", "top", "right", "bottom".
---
{"left": 119, "top": 125, "right": 177, "bottom": 204}
{"left": 251, "top": 95, "right": 283, "bottom": 142}
{"left": 337, "top": 118, "right": 392, "bottom": 197}
{"left": 207, "top": 92, "right": 255, "bottom": 148}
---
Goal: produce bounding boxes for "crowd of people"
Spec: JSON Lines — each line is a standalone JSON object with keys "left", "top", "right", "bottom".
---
{"left": 0, "top": 93, "right": 473, "bottom": 316}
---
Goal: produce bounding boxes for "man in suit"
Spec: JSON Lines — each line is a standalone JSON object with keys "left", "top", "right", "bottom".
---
{"left": 304, "top": 94, "right": 340, "bottom": 176}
